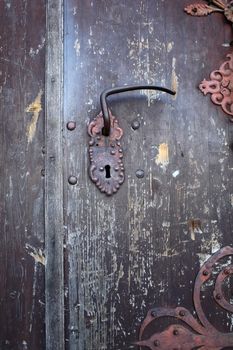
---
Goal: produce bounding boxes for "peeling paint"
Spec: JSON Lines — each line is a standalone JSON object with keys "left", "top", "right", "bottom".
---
{"left": 29, "top": 37, "right": 45, "bottom": 57}
{"left": 25, "top": 243, "right": 45, "bottom": 266}
{"left": 156, "top": 143, "right": 169, "bottom": 170}
{"left": 26, "top": 90, "right": 43, "bottom": 143}
{"left": 171, "top": 57, "right": 178, "bottom": 98}
{"left": 167, "top": 41, "right": 174, "bottom": 53}
{"left": 172, "top": 170, "right": 180, "bottom": 178}
{"left": 74, "top": 38, "right": 81, "bottom": 56}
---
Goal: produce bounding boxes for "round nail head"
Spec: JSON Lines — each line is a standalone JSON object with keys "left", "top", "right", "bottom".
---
{"left": 131, "top": 119, "right": 140, "bottom": 130}
{"left": 67, "top": 121, "right": 76, "bottom": 131}
{"left": 68, "top": 176, "right": 78, "bottom": 185}
{"left": 136, "top": 169, "right": 144, "bottom": 178}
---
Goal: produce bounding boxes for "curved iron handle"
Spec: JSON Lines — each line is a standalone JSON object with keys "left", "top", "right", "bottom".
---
{"left": 100, "top": 85, "right": 176, "bottom": 136}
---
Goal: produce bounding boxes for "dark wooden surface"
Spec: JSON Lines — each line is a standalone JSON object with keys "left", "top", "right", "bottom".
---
{"left": 63, "top": 1, "right": 233, "bottom": 349}
{"left": 0, "top": 1, "right": 46, "bottom": 349}
{"left": 1, "top": 1, "right": 233, "bottom": 349}
{"left": 45, "top": 1, "right": 64, "bottom": 349}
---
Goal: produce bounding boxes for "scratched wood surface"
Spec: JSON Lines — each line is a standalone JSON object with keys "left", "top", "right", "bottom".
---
{"left": 63, "top": 1, "right": 233, "bottom": 349}
{"left": 0, "top": 1, "right": 46, "bottom": 349}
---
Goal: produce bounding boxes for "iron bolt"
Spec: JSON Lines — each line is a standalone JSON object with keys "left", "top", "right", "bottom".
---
{"left": 224, "top": 269, "right": 230, "bottom": 275}
{"left": 203, "top": 270, "right": 209, "bottom": 276}
{"left": 179, "top": 310, "right": 186, "bottom": 317}
{"left": 131, "top": 119, "right": 140, "bottom": 130}
{"left": 99, "top": 167, "right": 104, "bottom": 172}
{"left": 136, "top": 169, "right": 145, "bottom": 178}
{"left": 151, "top": 310, "right": 157, "bottom": 317}
{"left": 111, "top": 150, "right": 116, "bottom": 155}
{"left": 68, "top": 176, "right": 78, "bottom": 185}
{"left": 67, "top": 121, "right": 76, "bottom": 131}
{"left": 173, "top": 329, "right": 179, "bottom": 336}
{"left": 51, "top": 77, "right": 56, "bottom": 83}
{"left": 154, "top": 340, "right": 160, "bottom": 347}
{"left": 215, "top": 293, "right": 222, "bottom": 300}
{"left": 41, "top": 169, "right": 45, "bottom": 177}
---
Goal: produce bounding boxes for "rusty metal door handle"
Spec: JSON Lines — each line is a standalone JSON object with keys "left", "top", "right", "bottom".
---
{"left": 88, "top": 85, "right": 176, "bottom": 196}
{"left": 100, "top": 85, "right": 176, "bottom": 136}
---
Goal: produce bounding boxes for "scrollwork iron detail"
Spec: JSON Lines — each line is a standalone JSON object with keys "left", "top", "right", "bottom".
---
{"left": 199, "top": 53, "right": 233, "bottom": 119}
{"left": 136, "top": 246, "right": 233, "bottom": 350}
{"left": 184, "top": 1, "right": 233, "bottom": 23}
{"left": 185, "top": 1, "right": 233, "bottom": 120}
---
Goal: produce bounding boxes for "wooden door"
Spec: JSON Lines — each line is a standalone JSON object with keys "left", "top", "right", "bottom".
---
{"left": 1, "top": 1, "right": 233, "bottom": 349}
{"left": 62, "top": 1, "right": 233, "bottom": 349}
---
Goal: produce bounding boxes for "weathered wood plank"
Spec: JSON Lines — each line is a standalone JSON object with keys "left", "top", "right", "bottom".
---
{"left": 45, "top": 1, "right": 64, "bottom": 349}
{"left": 64, "top": 1, "right": 233, "bottom": 349}
{"left": 0, "top": 1, "right": 46, "bottom": 348}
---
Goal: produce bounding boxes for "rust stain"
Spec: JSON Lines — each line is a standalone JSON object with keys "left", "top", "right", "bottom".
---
{"left": 188, "top": 218, "right": 202, "bottom": 240}
{"left": 171, "top": 57, "right": 178, "bottom": 99}
{"left": 156, "top": 143, "right": 169, "bottom": 170}
{"left": 26, "top": 243, "right": 45, "bottom": 266}
{"left": 26, "top": 90, "right": 43, "bottom": 143}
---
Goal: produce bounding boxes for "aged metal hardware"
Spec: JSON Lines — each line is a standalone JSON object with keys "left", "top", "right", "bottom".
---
{"left": 131, "top": 119, "right": 140, "bottom": 130}
{"left": 68, "top": 175, "right": 78, "bottom": 185}
{"left": 136, "top": 246, "right": 233, "bottom": 349}
{"left": 88, "top": 110, "right": 124, "bottom": 196}
{"left": 88, "top": 85, "right": 175, "bottom": 196}
{"left": 135, "top": 169, "right": 145, "bottom": 178}
{"left": 100, "top": 85, "right": 175, "bottom": 136}
{"left": 199, "top": 53, "right": 233, "bottom": 120}
{"left": 184, "top": 1, "right": 233, "bottom": 23}
{"left": 184, "top": 1, "right": 233, "bottom": 120}
{"left": 67, "top": 121, "right": 76, "bottom": 131}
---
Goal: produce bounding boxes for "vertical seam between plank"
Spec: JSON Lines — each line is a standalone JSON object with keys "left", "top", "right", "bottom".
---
{"left": 45, "top": 0, "right": 64, "bottom": 349}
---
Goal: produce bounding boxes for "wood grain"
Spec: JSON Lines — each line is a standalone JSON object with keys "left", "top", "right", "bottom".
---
{"left": 0, "top": 1, "right": 46, "bottom": 348}
{"left": 45, "top": 1, "right": 65, "bottom": 349}
{"left": 63, "top": 1, "right": 233, "bottom": 349}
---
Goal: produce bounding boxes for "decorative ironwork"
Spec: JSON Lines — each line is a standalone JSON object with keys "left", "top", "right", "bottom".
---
{"left": 184, "top": 1, "right": 233, "bottom": 119}
{"left": 136, "top": 246, "right": 233, "bottom": 349}
{"left": 88, "top": 111, "right": 124, "bottom": 196}
{"left": 199, "top": 53, "right": 233, "bottom": 119}
{"left": 184, "top": 1, "right": 233, "bottom": 23}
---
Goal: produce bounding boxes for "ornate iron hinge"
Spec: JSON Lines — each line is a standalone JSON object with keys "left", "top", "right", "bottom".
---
{"left": 88, "top": 85, "right": 175, "bottom": 196}
{"left": 184, "top": 1, "right": 233, "bottom": 120}
{"left": 184, "top": 1, "right": 233, "bottom": 23}
{"left": 136, "top": 246, "right": 233, "bottom": 349}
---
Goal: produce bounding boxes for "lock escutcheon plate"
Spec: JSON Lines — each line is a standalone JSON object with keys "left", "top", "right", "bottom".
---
{"left": 88, "top": 111, "right": 124, "bottom": 196}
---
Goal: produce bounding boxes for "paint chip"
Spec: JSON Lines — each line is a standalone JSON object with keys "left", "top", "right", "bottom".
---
{"left": 26, "top": 90, "right": 43, "bottom": 143}
{"left": 172, "top": 170, "right": 180, "bottom": 178}
{"left": 167, "top": 41, "right": 174, "bottom": 53}
{"left": 26, "top": 243, "right": 45, "bottom": 266}
{"left": 171, "top": 57, "right": 178, "bottom": 98}
{"left": 74, "top": 38, "right": 81, "bottom": 56}
{"left": 156, "top": 143, "right": 169, "bottom": 171}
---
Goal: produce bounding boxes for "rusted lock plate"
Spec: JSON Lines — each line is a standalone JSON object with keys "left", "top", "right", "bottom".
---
{"left": 88, "top": 111, "right": 124, "bottom": 196}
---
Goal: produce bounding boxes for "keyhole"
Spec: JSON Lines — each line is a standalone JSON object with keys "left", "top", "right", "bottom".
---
{"left": 105, "top": 165, "right": 111, "bottom": 178}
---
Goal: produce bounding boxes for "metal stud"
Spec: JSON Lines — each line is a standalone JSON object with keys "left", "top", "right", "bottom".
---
{"left": 136, "top": 169, "right": 145, "bottom": 178}
{"left": 131, "top": 119, "right": 140, "bottom": 130}
{"left": 68, "top": 176, "right": 78, "bottom": 185}
{"left": 67, "top": 121, "right": 76, "bottom": 131}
